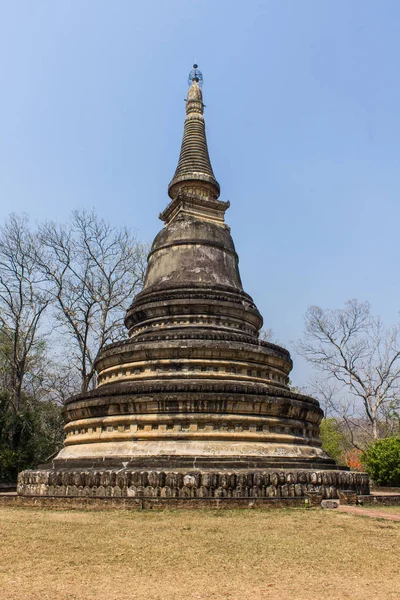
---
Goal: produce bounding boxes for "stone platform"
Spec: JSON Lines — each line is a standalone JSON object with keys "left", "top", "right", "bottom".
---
{"left": 18, "top": 467, "right": 369, "bottom": 499}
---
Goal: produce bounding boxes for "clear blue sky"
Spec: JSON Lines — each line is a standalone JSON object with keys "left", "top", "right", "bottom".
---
{"left": 1, "top": 1, "right": 399, "bottom": 386}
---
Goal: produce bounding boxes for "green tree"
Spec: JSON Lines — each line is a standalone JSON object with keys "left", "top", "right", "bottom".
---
{"left": 361, "top": 437, "right": 400, "bottom": 487}
{"left": 0, "top": 391, "right": 64, "bottom": 482}
{"left": 319, "top": 418, "right": 349, "bottom": 464}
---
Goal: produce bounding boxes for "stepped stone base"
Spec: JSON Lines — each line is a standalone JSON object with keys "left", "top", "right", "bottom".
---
{"left": 18, "top": 467, "right": 370, "bottom": 499}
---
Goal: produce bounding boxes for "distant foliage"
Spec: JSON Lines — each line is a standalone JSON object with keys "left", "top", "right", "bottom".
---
{"left": 0, "top": 392, "right": 64, "bottom": 482}
{"left": 361, "top": 437, "right": 400, "bottom": 487}
{"left": 319, "top": 418, "right": 349, "bottom": 464}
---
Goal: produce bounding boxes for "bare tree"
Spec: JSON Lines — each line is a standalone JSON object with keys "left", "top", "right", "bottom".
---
{"left": 298, "top": 299, "right": 400, "bottom": 442}
{"left": 38, "top": 210, "right": 147, "bottom": 393}
{"left": 0, "top": 214, "right": 51, "bottom": 412}
{"left": 259, "top": 328, "right": 274, "bottom": 342}
{"left": 307, "top": 375, "right": 337, "bottom": 419}
{"left": 307, "top": 375, "right": 369, "bottom": 450}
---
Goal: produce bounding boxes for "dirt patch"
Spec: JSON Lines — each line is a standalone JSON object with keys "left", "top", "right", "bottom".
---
{"left": 0, "top": 507, "right": 399, "bottom": 600}
{"left": 339, "top": 505, "right": 400, "bottom": 521}
{"left": 362, "top": 505, "right": 400, "bottom": 513}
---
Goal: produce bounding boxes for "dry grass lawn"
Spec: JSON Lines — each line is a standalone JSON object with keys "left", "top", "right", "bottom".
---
{"left": 1, "top": 506, "right": 399, "bottom": 600}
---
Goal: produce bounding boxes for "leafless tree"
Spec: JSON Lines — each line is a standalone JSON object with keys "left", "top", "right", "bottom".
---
{"left": 307, "top": 375, "right": 369, "bottom": 450}
{"left": 0, "top": 214, "right": 51, "bottom": 412}
{"left": 298, "top": 299, "right": 400, "bottom": 442}
{"left": 307, "top": 375, "right": 337, "bottom": 419}
{"left": 38, "top": 210, "right": 147, "bottom": 393}
{"left": 259, "top": 328, "right": 274, "bottom": 342}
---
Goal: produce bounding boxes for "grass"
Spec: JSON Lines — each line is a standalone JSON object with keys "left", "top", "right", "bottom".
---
{"left": 1, "top": 506, "right": 399, "bottom": 600}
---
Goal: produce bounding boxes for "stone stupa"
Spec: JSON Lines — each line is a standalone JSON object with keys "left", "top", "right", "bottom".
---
{"left": 18, "top": 66, "right": 369, "bottom": 499}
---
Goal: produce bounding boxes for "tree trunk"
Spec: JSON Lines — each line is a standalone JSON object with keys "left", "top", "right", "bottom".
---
{"left": 372, "top": 416, "right": 378, "bottom": 440}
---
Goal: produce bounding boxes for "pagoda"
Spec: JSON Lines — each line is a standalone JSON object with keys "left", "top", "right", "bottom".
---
{"left": 18, "top": 66, "right": 369, "bottom": 499}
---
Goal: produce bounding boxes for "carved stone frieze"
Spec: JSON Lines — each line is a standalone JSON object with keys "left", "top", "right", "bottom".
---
{"left": 17, "top": 468, "right": 370, "bottom": 498}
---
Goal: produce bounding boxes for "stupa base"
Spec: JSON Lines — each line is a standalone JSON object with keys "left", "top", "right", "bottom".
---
{"left": 17, "top": 464, "right": 370, "bottom": 499}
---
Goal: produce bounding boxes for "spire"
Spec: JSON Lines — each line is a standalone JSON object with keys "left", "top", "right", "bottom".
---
{"left": 161, "top": 66, "right": 229, "bottom": 226}
{"left": 168, "top": 65, "right": 220, "bottom": 200}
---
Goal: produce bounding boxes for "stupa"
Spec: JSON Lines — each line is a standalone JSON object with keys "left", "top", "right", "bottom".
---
{"left": 18, "top": 66, "right": 369, "bottom": 499}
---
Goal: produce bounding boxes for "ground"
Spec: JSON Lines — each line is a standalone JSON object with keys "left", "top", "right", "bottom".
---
{"left": 1, "top": 507, "right": 399, "bottom": 600}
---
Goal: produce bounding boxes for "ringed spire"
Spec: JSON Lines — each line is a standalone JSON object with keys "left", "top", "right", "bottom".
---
{"left": 168, "top": 65, "right": 220, "bottom": 200}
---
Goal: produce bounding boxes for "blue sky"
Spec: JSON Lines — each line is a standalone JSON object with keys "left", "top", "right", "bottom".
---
{"left": 0, "top": 1, "right": 399, "bottom": 386}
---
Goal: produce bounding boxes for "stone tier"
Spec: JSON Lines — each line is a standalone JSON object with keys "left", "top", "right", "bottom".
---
{"left": 94, "top": 337, "right": 292, "bottom": 388}
{"left": 18, "top": 468, "right": 370, "bottom": 499}
{"left": 125, "top": 286, "right": 262, "bottom": 339}
{"left": 58, "top": 372, "right": 327, "bottom": 465}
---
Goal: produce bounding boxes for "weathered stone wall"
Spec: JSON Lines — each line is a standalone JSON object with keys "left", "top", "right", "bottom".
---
{"left": 0, "top": 495, "right": 309, "bottom": 511}
{"left": 18, "top": 468, "right": 369, "bottom": 499}
{"left": 358, "top": 494, "right": 400, "bottom": 506}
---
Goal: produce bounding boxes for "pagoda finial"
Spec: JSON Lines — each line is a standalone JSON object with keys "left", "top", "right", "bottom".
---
{"left": 188, "top": 64, "right": 203, "bottom": 86}
{"left": 168, "top": 65, "right": 220, "bottom": 200}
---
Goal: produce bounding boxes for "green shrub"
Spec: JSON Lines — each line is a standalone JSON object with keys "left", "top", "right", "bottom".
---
{"left": 361, "top": 437, "right": 400, "bottom": 487}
